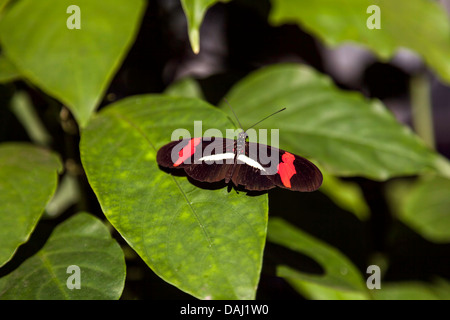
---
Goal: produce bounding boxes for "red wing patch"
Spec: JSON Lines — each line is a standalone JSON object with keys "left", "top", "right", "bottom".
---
{"left": 277, "top": 152, "right": 297, "bottom": 188}
{"left": 173, "top": 137, "right": 201, "bottom": 167}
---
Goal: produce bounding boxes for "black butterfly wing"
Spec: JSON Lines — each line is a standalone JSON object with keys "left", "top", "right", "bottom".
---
{"left": 156, "top": 137, "right": 235, "bottom": 183}
{"left": 231, "top": 141, "right": 322, "bottom": 192}
{"left": 266, "top": 145, "right": 322, "bottom": 192}
{"left": 230, "top": 162, "right": 277, "bottom": 191}
{"left": 229, "top": 141, "right": 279, "bottom": 191}
{"left": 157, "top": 138, "right": 198, "bottom": 169}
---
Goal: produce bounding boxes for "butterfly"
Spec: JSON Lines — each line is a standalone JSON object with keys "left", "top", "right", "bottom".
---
{"left": 156, "top": 105, "right": 322, "bottom": 192}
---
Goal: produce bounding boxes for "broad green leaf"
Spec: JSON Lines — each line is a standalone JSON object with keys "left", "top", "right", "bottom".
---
{"left": 0, "top": 143, "right": 61, "bottom": 267}
{"left": 269, "top": 0, "right": 450, "bottom": 84}
{"left": 80, "top": 95, "right": 268, "bottom": 300}
{"left": 0, "top": 0, "right": 146, "bottom": 127}
{"left": 400, "top": 176, "right": 450, "bottom": 243}
{"left": 165, "top": 77, "right": 204, "bottom": 100}
{"left": 181, "top": 0, "right": 230, "bottom": 54}
{"left": 268, "top": 217, "right": 369, "bottom": 300}
{"left": 0, "top": 212, "right": 126, "bottom": 299}
{"left": 0, "top": 0, "right": 11, "bottom": 15}
{"left": 221, "top": 63, "right": 446, "bottom": 180}
{"left": 373, "top": 279, "right": 450, "bottom": 300}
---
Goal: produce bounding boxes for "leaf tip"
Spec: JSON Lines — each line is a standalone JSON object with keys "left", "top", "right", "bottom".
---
{"left": 189, "top": 29, "right": 200, "bottom": 54}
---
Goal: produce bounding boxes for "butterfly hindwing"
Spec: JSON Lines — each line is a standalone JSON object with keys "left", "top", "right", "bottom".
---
{"left": 230, "top": 161, "right": 276, "bottom": 191}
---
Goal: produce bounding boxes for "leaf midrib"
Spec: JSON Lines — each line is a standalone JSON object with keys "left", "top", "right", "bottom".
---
{"left": 37, "top": 251, "right": 69, "bottom": 299}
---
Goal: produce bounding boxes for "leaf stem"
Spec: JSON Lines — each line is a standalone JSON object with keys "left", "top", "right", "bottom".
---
{"left": 410, "top": 74, "right": 435, "bottom": 150}
{"left": 10, "top": 91, "right": 52, "bottom": 147}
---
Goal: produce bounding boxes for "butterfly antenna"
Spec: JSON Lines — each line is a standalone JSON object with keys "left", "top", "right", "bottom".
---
{"left": 223, "top": 98, "right": 244, "bottom": 129}
{"left": 245, "top": 107, "right": 286, "bottom": 132}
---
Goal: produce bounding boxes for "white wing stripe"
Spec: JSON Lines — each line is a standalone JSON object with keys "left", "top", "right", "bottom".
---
{"left": 198, "top": 153, "right": 267, "bottom": 172}
{"left": 198, "top": 153, "right": 235, "bottom": 162}
{"left": 237, "top": 154, "right": 266, "bottom": 172}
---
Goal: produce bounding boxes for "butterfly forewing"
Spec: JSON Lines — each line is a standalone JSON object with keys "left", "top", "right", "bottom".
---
{"left": 267, "top": 147, "right": 322, "bottom": 192}
{"left": 157, "top": 137, "right": 235, "bottom": 183}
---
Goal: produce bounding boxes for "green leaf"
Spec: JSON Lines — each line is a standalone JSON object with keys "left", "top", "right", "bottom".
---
{"left": 0, "top": 212, "right": 126, "bottom": 299}
{"left": 267, "top": 217, "right": 369, "bottom": 300}
{"left": 372, "top": 279, "right": 450, "bottom": 300}
{"left": 221, "top": 63, "right": 444, "bottom": 180}
{"left": 0, "top": 143, "right": 61, "bottom": 267}
{"left": 0, "top": 0, "right": 11, "bottom": 15}
{"left": 0, "top": 0, "right": 146, "bottom": 127}
{"left": 269, "top": 0, "right": 450, "bottom": 84}
{"left": 80, "top": 95, "right": 268, "bottom": 299}
{"left": 400, "top": 176, "right": 450, "bottom": 243}
{"left": 181, "top": 0, "right": 230, "bottom": 54}
{"left": 165, "top": 77, "right": 204, "bottom": 100}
